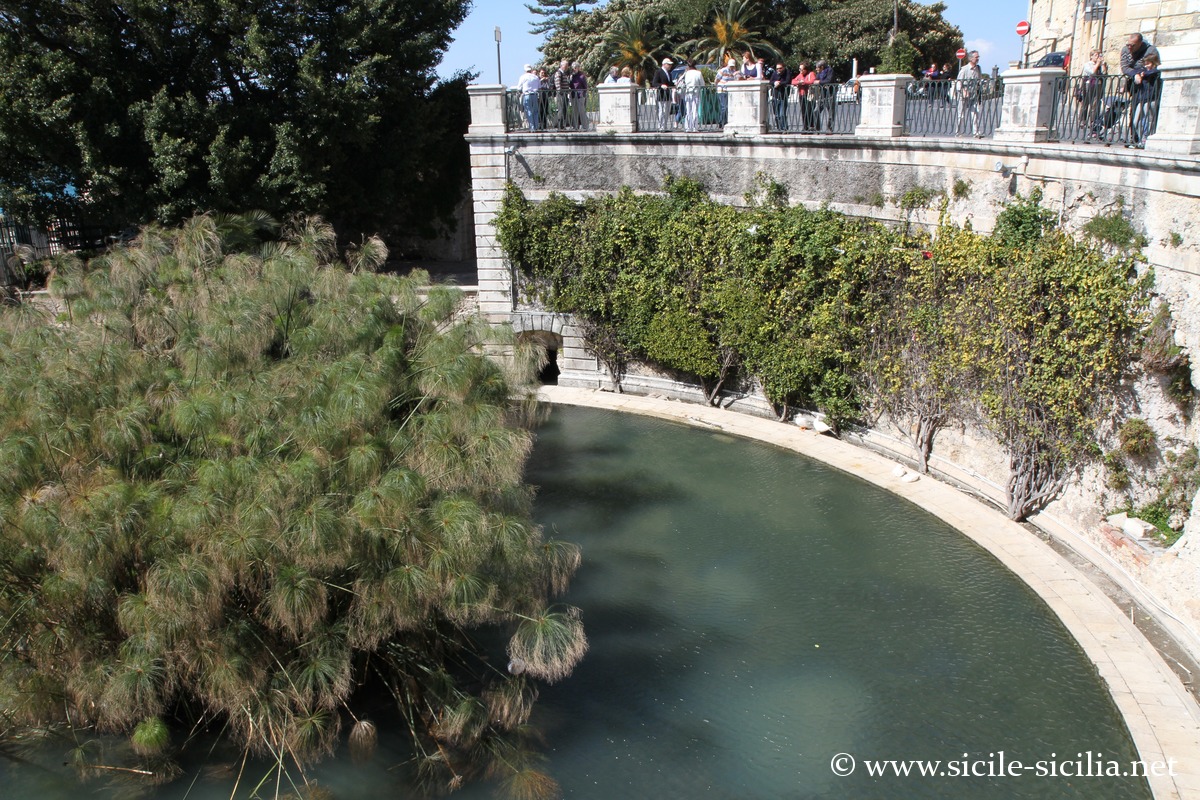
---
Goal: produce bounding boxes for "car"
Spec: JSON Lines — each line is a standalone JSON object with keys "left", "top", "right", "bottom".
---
{"left": 1032, "top": 51, "right": 1068, "bottom": 68}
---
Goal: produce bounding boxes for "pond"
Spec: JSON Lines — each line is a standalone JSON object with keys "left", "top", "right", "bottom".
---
{"left": 0, "top": 406, "right": 1149, "bottom": 799}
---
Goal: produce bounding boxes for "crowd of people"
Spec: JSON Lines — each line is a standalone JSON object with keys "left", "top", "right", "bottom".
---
{"left": 509, "top": 33, "right": 1163, "bottom": 146}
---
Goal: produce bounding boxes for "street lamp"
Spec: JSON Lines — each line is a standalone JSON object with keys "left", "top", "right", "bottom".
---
{"left": 495, "top": 27, "right": 502, "bottom": 85}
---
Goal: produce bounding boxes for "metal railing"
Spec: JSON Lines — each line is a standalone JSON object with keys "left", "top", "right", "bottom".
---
{"left": 1048, "top": 73, "right": 1161, "bottom": 147}
{"left": 766, "top": 84, "right": 860, "bottom": 134}
{"left": 902, "top": 78, "right": 1003, "bottom": 139}
{"left": 636, "top": 85, "right": 724, "bottom": 132}
{"left": 505, "top": 87, "right": 597, "bottom": 132}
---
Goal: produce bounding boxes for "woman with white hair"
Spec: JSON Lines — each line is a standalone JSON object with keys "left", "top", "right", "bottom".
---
{"left": 679, "top": 60, "right": 705, "bottom": 132}
{"left": 570, "top": 61, "right": 589, "bottom": 130}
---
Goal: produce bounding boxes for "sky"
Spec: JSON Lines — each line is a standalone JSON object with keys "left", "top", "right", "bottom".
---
{"left": 438, "top": 0, "right": 1033, "bottom": 86}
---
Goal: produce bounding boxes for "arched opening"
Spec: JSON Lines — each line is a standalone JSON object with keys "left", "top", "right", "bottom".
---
{"left": 518, "top": 330, "right": 563, "bottom": 385}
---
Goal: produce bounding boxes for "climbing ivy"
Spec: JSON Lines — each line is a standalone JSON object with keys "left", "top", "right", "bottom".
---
{"left": 496, "top": 180, "right": 1154, "bottom": 521}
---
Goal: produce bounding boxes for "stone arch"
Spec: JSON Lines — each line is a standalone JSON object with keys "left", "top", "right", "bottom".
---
{"left": 517, "top": 328, "right": 563, "bottom": 385}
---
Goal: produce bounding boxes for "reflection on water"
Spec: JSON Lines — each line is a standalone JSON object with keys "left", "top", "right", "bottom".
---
{"left": 0, "top": 406, "right": 1149, "bottom": 799}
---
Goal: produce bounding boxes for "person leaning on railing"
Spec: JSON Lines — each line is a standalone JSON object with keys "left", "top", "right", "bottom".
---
{"left": 1077, "top": 50, "right": 1105, "bottom": 139}
{"left": 1120, "top": 33, "right": 1160, "bottom": 146}
{"left": 1127, "top": 53, "right": 1160, "bottom": 149}
{"left": 514, "top": 64, "right": 542, "bottom": 132}
{"left": 570, "top": 62, "right": 588, "bottom": 131}
{"left": 955, "top": 50, "right": 984, "bottom": 138}
{"left": 814, "top": 60, "right": 835, "bottom": 132}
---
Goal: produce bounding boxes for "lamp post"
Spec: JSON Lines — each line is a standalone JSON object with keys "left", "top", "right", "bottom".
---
{"left": 495, "top": 27, "right": 502, "bottom": 85}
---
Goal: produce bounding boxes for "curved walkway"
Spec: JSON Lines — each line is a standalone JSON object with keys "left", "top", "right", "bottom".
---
{"left": 537, "top": 385, "right": 1200, "bottom": 800}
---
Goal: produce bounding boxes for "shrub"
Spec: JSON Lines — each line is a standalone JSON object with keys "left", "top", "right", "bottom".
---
{"left": 952, "top": 178, "right": 972, "bottom": 200}
{"left": 1118, "top": 418, "right": 1156, "bottom": 458}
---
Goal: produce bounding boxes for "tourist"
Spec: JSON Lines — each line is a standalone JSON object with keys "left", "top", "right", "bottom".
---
{"left": 1121, "top": 33, "right": 1160, "bottom": 144}
{"left": 552, "top": 59, "right": 572, "bottom": 129}
{"left": 791, "top": 62, "right": 817, "bottom": 132}
{"left": 1078, "top": 50, "right": 1106, "bottom": 139}
{"left": 814, "top": 59, "right": 835, "bottom": 132}
{"left": 680, "top": 60, "right": 705, "bottom": 132}
{"left": 603, "top": 66, "right": 619, "bottom": 84}
{"left": 716, "top": 57, "right": 738, "bottom": 125}
{"left": 617, "top": 66, "right": 634, "bottom": 85}
{"left": 570, "top": 61, "right": 588, "bottom": 130}
{"left": 955, "top": 50, "right": 983, "bottom": 138}
{"left": 741, "top": 50, "right": 758, "bottom": 79}
{"left": 514, "top": 64, "right": 542, "bottom": 132}
{"left": 651, "top": 57, "right": 675, "bottom": 131}
{"left": 1127, "top": 53, "right": 1160, "bottom": 148}
{"left": 770, "top": 60, "right": 791, "bottom": 130}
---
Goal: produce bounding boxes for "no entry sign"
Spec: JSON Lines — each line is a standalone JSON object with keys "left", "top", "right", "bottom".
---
{"left": 956, "top": 48, "right": 967, "bottom": 60}
{"left": 1016, "top": 20, "right": 1031, "bottom": 36}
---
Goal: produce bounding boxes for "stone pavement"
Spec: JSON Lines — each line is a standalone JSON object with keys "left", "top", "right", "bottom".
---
{"left": 536, "top": 385, "right": 1200, "bottom": 800}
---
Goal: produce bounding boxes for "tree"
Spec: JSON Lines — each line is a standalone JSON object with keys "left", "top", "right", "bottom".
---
{"left": 0, "top": 213, "right": 585, "bottom": 796}
{"left": 0, "top": 1, "right": 472, "bottom": 248}
{"left": 526, "top": 0, "right": 599, "bottom": 37}
{"left": 680, "top": 0, "right": 782, "bottom": 66}
{"left": 605, "top": 10, "right": 672, "bottom": 84}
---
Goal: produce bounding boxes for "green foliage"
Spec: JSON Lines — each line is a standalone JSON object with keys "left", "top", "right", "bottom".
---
{"left": 868, "top": 192, "right": 886, "bottom": 208}
{"left": 1104, "top": 451, "right": 1131, "bottom": 492}
{"left": 744, "top": 172, "right": 789, "bottom": 208}
{"left": 527, "top": 0, "right": 599, "bottom": 36}
{"left": 1141, "top": 301, "right": 1195, "bottom": 406}
{"left": 0, "top": 214, "right": 582, "bottom": 793}
{"left": 543, "top": 0, "right": 963, "bottom": 81}
{"left": 898, "top": 185, "right": 937, "bottom": 210}
{"left": 1125, "top": 447, "right": 1199, "bottom": 545}
{"left": 952, "top": 178, "right": 972, "bottom": 200}
{"left": 1118, "top": 418, "right": 1157, "bottom": 458}
{"left": 1083, "top": 210, "right": 1146, "bottom": 251}
{"left": 0, "top": 1, "right": 472, "bottom": 246}
{"left": 1168, "top": 231, "right": 1183, "bottom": 248}
{"left": 992, "top": 188, "right": 1056, "bottom": 248}
{"left": 879, "top": 31, "right": 919, "bottom": 75}
{"left": 679, "top": 0, "right": 782, "bottom": 65}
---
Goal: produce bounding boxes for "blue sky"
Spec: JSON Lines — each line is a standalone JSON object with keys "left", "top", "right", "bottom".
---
{"left": 439, "top": 0, "right": 1031, "bottom": 85}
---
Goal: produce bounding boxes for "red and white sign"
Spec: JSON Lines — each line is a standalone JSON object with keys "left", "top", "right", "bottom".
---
{"left": 1016, "top": 20, "right": 1031, "bottom": 36}
{"left": 955, "top": 48, "right": 967, "bottom": 60}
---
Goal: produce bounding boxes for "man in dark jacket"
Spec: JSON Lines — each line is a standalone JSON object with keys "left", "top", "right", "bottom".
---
{"left": 1120, "top": 33, "right": 1160, "bottom": 144}
{"left": 552, "top": 59, "right": 573, "bottom": 129}
{"left": 770, "top": 61, "right": 791, "bottom": 130}
{"left": 814, "top": 59, "right": 836, "bottom": 132}
{"left": 651, "top": 57, "right": 675, "bottom": 131}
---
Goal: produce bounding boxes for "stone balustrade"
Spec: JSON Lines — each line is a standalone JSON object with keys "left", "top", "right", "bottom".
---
{"left": 470, "top": 66, "right": 1200, "bottom": 155}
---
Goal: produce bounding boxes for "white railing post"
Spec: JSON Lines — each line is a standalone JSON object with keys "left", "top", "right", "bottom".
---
{"left": 724, "top": 80, "right": 767, "bottom": 137}
{"left": 597, "top": 84, "right": 638, "bottom": 133}
{"left": 467, "top": 84, "right": 508, "bottom": 136}
{"left": 993, "top": 67, "right": 1062, "bottom": 143}
{"left": 1145, "top": 64, "right": 1200, "bottom": 156}
{"left": 854, "top": 74, "right": 910, "bottom": 137}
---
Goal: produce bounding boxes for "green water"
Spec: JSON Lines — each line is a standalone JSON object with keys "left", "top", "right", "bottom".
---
{"left": 0, "top": 406, "right": 1151, "bottom": 799}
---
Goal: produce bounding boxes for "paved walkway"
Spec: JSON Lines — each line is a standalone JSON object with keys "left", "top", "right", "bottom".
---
{"left": 537, "top": 385, "right": 1200, "bottom": 800}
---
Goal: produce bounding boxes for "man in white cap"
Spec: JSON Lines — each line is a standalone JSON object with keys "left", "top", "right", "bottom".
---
{"left": 514, "top": 64, "right": 541, "bottom": 131}
{"left": 651, "top": 57, "right": 675, "bottom": 131}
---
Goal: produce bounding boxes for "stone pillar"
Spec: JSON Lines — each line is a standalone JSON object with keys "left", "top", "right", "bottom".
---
{"left": 466, "top": 142, "right": 512, "bottom": 321}
{"left": 725, "top": 80, "right": 767, "bottom": 136}
{"left": 993, "top": 67, "right": 1061, "bottom": 143}
{"left": 468, "top": 84, "right": 508, "bottom": 136}
{"left": 1145, "top": 64, "right": 1200, "bottom": 156}
{"left": 597, "top": 84, "right": 639, "bottom": 133}
{"left": 854, "top": 74, "right": 909, "bottom": 137}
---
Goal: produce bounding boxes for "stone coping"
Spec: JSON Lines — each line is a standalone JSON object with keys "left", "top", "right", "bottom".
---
{"left": 535, "top": 385, "right": 1200, "bottom": 800}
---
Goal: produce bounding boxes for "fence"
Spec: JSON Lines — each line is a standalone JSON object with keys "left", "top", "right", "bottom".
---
{"left": 766, "top": 83, "right": 860, "bottom": 134}
{"left": 505, "top": 88, "right": 598, "bottom": 132}
{"left": 1048, "top": 73, "right": 1162, "bottom": 147}
{"left": 902, "top": 78, "right": 1003, "bottom": 139}
{"left": 636, "top": 85, "right": 724, "bottom": 132}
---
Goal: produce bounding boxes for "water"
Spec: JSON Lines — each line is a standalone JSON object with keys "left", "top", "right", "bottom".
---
{"left": 0, "top": 406, "right": 1150, "bottom": 799}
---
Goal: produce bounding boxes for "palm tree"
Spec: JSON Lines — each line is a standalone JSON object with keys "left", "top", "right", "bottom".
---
{"left": 604, "top": 10, "right": 669, "bottom": 84}
{"left": 680, "top": 0, "right": 782, "bottom": 66}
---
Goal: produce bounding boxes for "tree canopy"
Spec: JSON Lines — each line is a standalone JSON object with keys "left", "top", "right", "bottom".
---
{"left": 0, "top": 213, "right": 584, "bottom": 795}
{"left": 543, "top": 0, "right": 963, "bottom": 80}
{"left": 0, "top": 1, "right": 472, "bottom": 247}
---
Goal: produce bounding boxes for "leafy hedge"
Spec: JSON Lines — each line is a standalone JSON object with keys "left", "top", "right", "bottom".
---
{"left": 496, "top": 180, "right": 1155, "bottom": 522}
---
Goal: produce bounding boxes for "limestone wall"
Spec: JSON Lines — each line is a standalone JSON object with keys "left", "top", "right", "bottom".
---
{"left": 468, "top": 130, "right": 1200, "bottom": 658}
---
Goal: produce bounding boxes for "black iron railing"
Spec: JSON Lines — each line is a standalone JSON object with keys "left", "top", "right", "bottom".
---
{"left": 1048, "top": 73, "right": 1161, "bottom": 147}
{"left": 636, "top": 86, "right": 724, "bottom": 132}
{"left": 766, "top": 83, "right": 860, "bottom": 134}
{"left": 505, "top": 87, "right": 597, "bottom": 132}
{"left": 903, "top": 78, "right": 1003, "bottom": 139}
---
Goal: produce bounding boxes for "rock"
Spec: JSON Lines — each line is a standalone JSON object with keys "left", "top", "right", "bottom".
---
{"left": 891, "top": 464, "right": 908, "bottom": 478}
{"left": 1168, "top": 511, "right": 1187, "bottom": 531}
{"left": 1106, "top": 511, "right": 1129, "bottom": 527}
{"left": 900, "top": 472, "right": 920, "bottom": 483}
{"left": 1121, "top": 516, "right": 1156, "bottom": 539}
